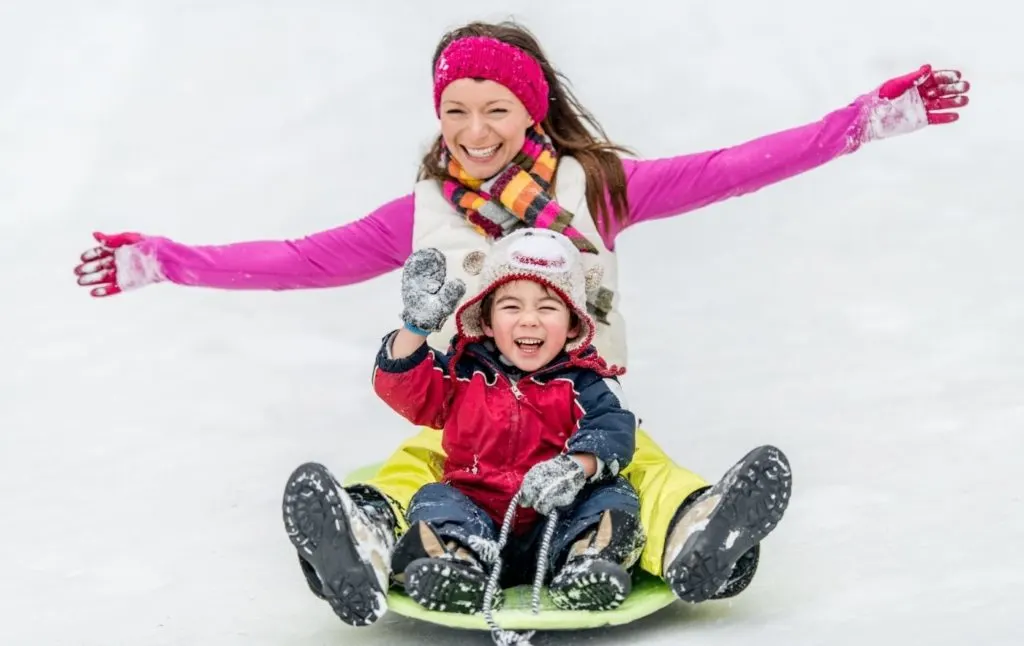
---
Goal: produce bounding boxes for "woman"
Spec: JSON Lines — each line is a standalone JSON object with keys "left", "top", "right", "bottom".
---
{"left": 74, "top": 20, "right": 969, "bottom": 627}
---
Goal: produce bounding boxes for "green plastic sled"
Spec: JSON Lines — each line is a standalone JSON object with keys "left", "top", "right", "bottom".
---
{"left": 343, "top": 463, "right": 678, "bottom": 631}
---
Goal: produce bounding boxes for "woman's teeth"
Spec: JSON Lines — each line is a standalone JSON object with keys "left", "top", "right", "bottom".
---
{"left": 465, "top": 144, "right": 500, "bottom": 159}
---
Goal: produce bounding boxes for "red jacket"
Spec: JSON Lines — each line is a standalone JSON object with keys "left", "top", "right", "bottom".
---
{"left": 372, "top": 335, "right": 636, "bottom": 533}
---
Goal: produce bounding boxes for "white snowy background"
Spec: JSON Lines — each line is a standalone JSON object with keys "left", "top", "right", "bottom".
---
{"left": 2, "top": 1, "right": 1021, "bottom": 644}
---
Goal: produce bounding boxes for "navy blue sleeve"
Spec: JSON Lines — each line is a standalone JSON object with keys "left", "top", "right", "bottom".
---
{"left": 565, "top": 372, "right": 638, "bottom": 479}
{"left": 373, "top": 330, "right": 452, "bottom": 374}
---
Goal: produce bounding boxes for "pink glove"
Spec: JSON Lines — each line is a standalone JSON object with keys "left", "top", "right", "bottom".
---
{"left": 74, "top": 231, "right": 163, "bottom": 297}
{"left": 878, "top": 64, "right": 970, "bottom": 123}
{"left": 864, "top": 64, "right": 970, "bottom": 141}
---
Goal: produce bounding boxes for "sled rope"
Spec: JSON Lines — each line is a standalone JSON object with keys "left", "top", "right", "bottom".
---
{"left": 474, "top": 489, "right": 559, "bottom": 646}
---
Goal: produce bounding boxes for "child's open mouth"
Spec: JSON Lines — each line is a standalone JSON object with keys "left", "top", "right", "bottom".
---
{"left": 514, "top": 337, "right": 544, "bottom": 355}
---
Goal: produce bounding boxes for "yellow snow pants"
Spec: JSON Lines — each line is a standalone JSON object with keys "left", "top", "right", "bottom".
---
{"left": 353, "top": 426, "right": 708, "bottom": 578}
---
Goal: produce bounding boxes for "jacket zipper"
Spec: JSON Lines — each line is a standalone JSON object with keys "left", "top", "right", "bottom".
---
{"left": 508, "top": 377, "right": 522, "bottom": 473}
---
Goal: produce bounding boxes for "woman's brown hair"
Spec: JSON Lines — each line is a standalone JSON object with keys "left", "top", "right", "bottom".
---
{"left": 417, "top": 20, "right": 634, "bottom": 233}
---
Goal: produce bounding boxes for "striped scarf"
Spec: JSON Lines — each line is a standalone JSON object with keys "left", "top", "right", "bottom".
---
{"left": 440, "top": 125, "right": 599, "bottom": 255}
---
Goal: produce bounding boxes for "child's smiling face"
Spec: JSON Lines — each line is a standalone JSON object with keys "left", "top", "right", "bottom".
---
{"left": 482, "top": 279, "right": 579, "bottom": 372}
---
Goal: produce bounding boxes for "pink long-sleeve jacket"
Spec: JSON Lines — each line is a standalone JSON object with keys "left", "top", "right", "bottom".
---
{"left": 124, "top": 99, "right": 874, "bottom": 291}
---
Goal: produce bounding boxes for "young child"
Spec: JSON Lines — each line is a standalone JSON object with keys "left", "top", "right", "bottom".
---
{"left": 371, "top": 228, "right": 646, "bottom": 614}
{"left": 280, "top": 232, "right": 792, "bottom": 628}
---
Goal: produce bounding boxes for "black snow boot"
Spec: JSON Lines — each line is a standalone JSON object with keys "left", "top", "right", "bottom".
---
{"left": 392, "top": 521, "right": 500, "bottom": 615}
{"left": 282, "top": 462, "right": 397, "bottom": 626}
{"left": 662, "top": 445, "right": 792, "bottom": 603}
{"left": 548, "top": 509, "right": 646, "bottom": 611}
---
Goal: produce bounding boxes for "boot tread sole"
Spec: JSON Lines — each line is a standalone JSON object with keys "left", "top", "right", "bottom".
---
{"left": 404, "top": 557, "right": 498, "bottom": 615}
{"left": 549, "top": 559, "right": 632, "bottom": 612}
{"left": 282, "top": 462, "right": 386, "bottom": 626}
{"left": 666, "top": 445, "right": 792, "bottom": 603}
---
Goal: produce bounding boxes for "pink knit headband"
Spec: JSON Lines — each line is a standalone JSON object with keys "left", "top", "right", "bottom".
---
{"left": 432, "top": 36, "right": 550, "bottom": 124}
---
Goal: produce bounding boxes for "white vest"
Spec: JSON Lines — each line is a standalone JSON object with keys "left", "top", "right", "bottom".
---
{"left": 410, "top": 156, "right": 629, "bottom": 369}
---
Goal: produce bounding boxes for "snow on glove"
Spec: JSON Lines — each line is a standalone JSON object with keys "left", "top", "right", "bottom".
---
{"left": 519, "top": 454, "right": 587, "bottom": 516}
{"left": 400, "top": 248, "right": 466, "bottom": 334}
{"left": 74, "top": 231, "right": 164, "bottom": 297}
{"left": 864, "top": 64, "right": 970, "bottom": 142}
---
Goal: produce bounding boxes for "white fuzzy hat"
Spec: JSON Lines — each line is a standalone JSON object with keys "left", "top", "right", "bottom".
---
{"left": 455, "top": 229, "right": 604, "bottom": 355}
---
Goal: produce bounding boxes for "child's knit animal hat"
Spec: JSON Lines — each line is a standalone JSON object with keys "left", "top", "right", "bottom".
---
{"left": 455, "top": 228, "right": 603, "bottom": 355}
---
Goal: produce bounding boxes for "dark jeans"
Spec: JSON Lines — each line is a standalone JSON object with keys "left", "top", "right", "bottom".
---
{"left": 405, "top": 476, "right": 640, "bottom": 587}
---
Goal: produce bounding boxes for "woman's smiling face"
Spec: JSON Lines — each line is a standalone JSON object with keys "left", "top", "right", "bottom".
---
{"left": 438, "top": 78, "right": 534, "bottom": 178}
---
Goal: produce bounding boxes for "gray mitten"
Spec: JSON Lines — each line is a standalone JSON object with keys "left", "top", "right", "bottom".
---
{"left": 400, "top": 248, "right": 466, "bottom": 333}
{"left": 519, "top": 454, "right": 587, "bottom": 516}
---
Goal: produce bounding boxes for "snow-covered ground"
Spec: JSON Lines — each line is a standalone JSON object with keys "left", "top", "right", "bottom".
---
{"left": 3, "top": 1, "right": 1021, "bottom": 644}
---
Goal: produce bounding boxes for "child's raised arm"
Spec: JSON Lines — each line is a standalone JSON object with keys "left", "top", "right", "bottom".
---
{"left": 371, "top": 248, "right": 466, "bottom": 429}
{"left": 372, "top": 334, "right": 453, "bottom": 430}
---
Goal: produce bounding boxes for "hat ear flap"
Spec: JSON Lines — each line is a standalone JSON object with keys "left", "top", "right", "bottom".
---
{"left": 462, "top": 251, "right": 486, "bottom": 276}
{"left": 584, "top": 264, "right": 604, "bottom": 296}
